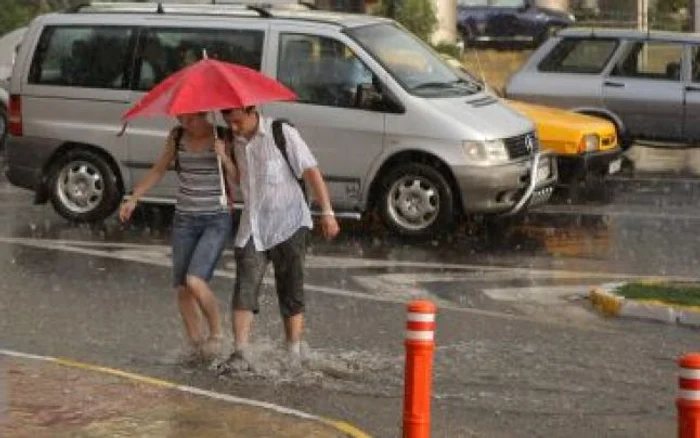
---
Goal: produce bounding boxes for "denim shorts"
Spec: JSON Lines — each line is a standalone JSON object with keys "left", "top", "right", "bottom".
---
{"left": 172, "top": 211, "right": 231, "bottom": 287}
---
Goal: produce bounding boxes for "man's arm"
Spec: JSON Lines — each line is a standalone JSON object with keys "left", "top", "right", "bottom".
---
{"left": 303, "top": 167, "right": 339, "bottom": 240}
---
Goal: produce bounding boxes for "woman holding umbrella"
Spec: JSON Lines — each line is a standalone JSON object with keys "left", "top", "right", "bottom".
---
{"left": 119, "top": 112, "right": 235, "bottom": 362}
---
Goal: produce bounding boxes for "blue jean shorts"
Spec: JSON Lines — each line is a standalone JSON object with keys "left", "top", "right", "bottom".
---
{"left": 172, "top": 211, "right": 231, "bottom": 288}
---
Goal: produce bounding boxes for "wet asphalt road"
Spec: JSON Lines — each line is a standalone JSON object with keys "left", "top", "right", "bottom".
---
{"left": 2, "top": 150, "right": 700, "bottom": 437}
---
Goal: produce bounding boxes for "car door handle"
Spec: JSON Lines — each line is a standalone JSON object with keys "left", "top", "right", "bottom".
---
{"left": 604, "top": 81, "right": 625, "bottom": 88}
{"left": 686, "top": 85, "right": 700, "bottom": 92}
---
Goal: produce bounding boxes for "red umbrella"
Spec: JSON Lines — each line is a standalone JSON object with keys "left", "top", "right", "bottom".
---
{"left": 122, "top": 58, "right": 296, "bottom": 120}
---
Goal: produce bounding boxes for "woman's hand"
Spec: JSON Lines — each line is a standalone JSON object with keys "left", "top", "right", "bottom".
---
{"left": 214, "top": 138, "right": 230, "bottom": 163}
{"left": 119, "top": 198, "right": 137, "bottom": 223}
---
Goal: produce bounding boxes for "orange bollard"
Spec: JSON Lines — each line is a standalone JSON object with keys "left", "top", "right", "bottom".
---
{"left": 403, "top": 300, "right": 437, "bottom": 438}
{"left": 678, "top": 353, "right": 700, "bottom": 438}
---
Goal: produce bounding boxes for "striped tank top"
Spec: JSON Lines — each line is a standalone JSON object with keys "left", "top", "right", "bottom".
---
{"left": 175, "top": 136, "right": 227, "bottom": 214}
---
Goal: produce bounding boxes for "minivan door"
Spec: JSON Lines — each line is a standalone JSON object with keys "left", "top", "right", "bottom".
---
{"left": 126, "top": 24, "right": 266, "bottom": 200}
{"left": 683, "top": 45, "right": 700, "bottom": 143}
{"left": 603, "top": 40, "right": 685, "bottom": 142}
{"left": 264, "top": 25, "right": 386, "bottom": 212}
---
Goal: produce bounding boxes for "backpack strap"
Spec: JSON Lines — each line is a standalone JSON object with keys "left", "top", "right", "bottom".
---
{"left": 271, "top": 119, "right": 307, "bottom": 202}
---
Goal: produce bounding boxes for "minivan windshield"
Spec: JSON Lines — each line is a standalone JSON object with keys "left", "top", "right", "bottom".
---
{"left": 347, "top": 23, "right": 481, "bottom": 97}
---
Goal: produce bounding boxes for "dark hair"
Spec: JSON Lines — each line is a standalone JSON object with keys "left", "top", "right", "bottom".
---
{"left": 220, "top": 106, "right": 256, "bottom": 116}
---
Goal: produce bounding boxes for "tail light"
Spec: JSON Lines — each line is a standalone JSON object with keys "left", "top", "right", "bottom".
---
{"left": 8, "top": 94, "right": 22, "bottom": 137}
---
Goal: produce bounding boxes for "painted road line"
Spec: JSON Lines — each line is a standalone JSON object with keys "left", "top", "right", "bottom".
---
{"left": 0, "top": 236, "right": 626, "bottom": 329}
{"left": 0, "top": 235, "right": 687, "bottom": 281}
{"left": 0, "top": 348, "right": 372, "bottom": 438}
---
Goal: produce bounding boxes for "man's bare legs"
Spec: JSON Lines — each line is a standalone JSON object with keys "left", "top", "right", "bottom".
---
{"left": 284, "top": 313, "right": 304, "bottom": 356}
{"left": 233, "top": 309, "right": 254, "bottom": 354}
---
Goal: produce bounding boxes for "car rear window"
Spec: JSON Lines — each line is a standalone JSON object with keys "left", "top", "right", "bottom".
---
{"left": 538, "top": 38, "right": 619, "bottom": 74}
{"left": 29, "top": 26, "right": 135, "bottom": 89}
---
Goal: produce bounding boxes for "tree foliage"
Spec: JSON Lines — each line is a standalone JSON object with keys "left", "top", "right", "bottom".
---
{"left": 378, "top": 0, "right": 437, "bottom": 42}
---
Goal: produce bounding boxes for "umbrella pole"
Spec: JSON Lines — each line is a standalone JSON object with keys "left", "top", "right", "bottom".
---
{"left": 212, "top": 111, "right": 228, "bottom": 208}
{"left": 201, "top": 49, "right": 227, "bottom": 207}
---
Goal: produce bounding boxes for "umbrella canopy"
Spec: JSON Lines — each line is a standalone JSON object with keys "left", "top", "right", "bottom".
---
{"left": 123, "top": 58, "right": 296, "bottom": 120}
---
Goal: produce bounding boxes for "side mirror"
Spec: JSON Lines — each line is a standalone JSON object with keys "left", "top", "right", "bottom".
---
{"left": 356, "top": 83, "right": 384, "bottom": 110}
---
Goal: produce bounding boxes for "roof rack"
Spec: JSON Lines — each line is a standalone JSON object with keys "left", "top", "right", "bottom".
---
{"left": 66, "top": 1, "right": 315, "bottom": 17}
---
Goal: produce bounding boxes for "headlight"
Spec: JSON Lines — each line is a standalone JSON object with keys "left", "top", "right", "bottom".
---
{"left": 568, "top": 13, "right": 576, "bottom": 22}
{"left": 579, "top": 134, "right": 599, "bottom": 152}
{"left": 462, "top": 140, "right": 509, "bottom": 165}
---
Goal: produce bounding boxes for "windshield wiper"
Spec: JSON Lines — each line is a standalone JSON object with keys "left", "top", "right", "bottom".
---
{"left": 412, "top": 78, "right": 481, "bottom": 92}
{"left": 412, "top": 81, "right": 456, "bottom": 90}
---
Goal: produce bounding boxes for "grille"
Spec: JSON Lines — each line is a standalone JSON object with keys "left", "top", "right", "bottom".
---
{"left": 504, "top": 133, "right": 537, "bottom": 159}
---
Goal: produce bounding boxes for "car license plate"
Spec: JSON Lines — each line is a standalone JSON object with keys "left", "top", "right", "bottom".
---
{"left": 536, "top": 158, "right": 550, "bottom": 183}
{"left": 608, "top": 158, "right": 622, "bottom": 174}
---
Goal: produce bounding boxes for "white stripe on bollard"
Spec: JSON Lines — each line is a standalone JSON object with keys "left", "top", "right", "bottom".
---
{"left": 678, "top": 389, "right": 700, "bottom": 401}
{"left": 407, "top": 313, "right": 436, "bottom": 322}
{"left": 406, "top": 331, "right": 434, "bottom": 341}
{"left": 680, "top": 368, "right": 700, "bottom": 379}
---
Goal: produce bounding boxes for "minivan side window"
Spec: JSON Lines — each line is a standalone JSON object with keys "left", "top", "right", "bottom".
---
{"left": 29, "top": 26, "right": 134, "bottom": 89}
{"left": 277, "top": 33, "right": 373, "bottom": 109}
{"left": 611, "top": 41, "right": 684, "bottom": 81}
{"left": 691, "top": 46, "right": 700, "bottom": 82}
{"left": 134, "top": 28, "right": 264, "bottom": 91}
{"left": 538, "top": 38, "right": 618, "bottom": 74}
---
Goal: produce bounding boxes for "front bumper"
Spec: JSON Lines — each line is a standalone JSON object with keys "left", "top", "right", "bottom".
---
{"left": 454, "top": 152, "right": 558, "bottom": 215}
{"left": 556, "top": 148, "right": 622, "bottom": 184}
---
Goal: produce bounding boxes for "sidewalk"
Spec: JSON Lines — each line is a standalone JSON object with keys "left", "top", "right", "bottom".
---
{"left": 0, "top": 352, "right": 366, "bottom": 438}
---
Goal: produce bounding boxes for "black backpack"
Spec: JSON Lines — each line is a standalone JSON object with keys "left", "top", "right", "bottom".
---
{"left": 270, "top": 119, "right": 307, "bottom": 202}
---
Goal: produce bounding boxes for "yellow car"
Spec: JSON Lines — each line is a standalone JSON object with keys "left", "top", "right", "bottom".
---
{"left": 506, "top": 99, "right": 623, "bottom": 186}
{"left": 439, "top": 53, "right": 623, "bottom": 186}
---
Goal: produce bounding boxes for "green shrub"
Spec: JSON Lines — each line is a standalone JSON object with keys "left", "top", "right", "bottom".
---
{"left": 432, "top": 42, "right": 462, "bottom": 59}
{"left": 377, "top": 0, "right": 437, "bottom": 42}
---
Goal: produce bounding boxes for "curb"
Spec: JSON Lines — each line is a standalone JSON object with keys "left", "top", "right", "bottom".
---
{"left": 0, "top": 349, "right": 372, "bottom": 438}
{"left": 589, "top": 282, "right": 700, "bottom": 327}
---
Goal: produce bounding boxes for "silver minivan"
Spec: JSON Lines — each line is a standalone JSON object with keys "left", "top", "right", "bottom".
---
{"left": 6, "top": 2, "right": 556, "bottom": 236}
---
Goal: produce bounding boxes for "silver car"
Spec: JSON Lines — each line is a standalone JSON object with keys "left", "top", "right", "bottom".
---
{"left": 506, "top": 28, "right": 700, "bottom": 149}
{"left": 0, "top": 27, "right": 26, "bottom": 149}
{"left": 6, "top": 2, "right": 556, "bottom": 237}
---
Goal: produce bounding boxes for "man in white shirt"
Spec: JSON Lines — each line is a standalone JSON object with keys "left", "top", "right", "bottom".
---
{"left": 217, "top": 106, "right": 339, "bottom": 371}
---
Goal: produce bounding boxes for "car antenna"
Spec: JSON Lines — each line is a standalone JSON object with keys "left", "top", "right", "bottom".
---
{"left": 471, "top": 48, "right": 487, "bottom": 90}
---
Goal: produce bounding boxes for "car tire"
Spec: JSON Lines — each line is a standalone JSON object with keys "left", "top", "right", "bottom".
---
{"left": 47, "top": 149, "right": 121, "bottom": 222}
{"left": 378, "top": 162, "right": 455, "bottom": 237}
{"left": 0, "top": 104, "right": 7, "bottom": 151}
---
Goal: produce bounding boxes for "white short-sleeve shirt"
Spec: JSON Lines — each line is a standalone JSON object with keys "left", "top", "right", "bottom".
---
{"left": 233, "top": 116, "right": 317, "bottom": 251}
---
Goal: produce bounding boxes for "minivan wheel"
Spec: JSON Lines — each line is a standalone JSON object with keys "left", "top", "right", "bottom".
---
{"left": 378, "top": 163, "right": 454, "bottom": 237}
{"left": 0, "top": 105, "right": 7, "bottom": 151}
{"left": 48, "top": 149, "right": 121, "bottom": 222}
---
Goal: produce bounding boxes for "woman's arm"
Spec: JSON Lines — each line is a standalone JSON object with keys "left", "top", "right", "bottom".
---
{"left": 215, "top": 138, "right": 238, "bottom": 190}
{"left": 119, "top": 131, "right": 177, "bottom": 222}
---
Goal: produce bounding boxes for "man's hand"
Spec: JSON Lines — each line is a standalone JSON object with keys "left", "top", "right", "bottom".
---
{"left": 318, "top": 214, "right": 340, "bottom": 240}
{"left": 119, "top": 198, "right": 137, "bottom": 223}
